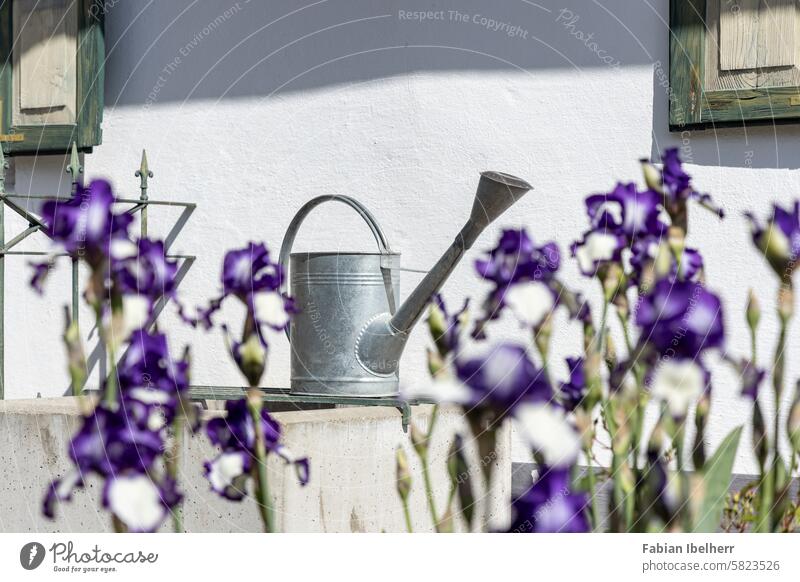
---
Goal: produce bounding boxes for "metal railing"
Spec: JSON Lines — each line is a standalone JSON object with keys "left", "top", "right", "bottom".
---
{"left": 0, "top": 142, "right": 196, "bottom": 400}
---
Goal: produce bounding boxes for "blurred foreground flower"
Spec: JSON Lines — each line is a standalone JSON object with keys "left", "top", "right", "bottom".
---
{"left": 195, "top": 242, "right": 306, "bottom": 533}
{"left": 205, "top": 399, "right": 309, "bottom": 501}
{"left": 34, "top": 180, "right": 196, "bottom": 533}
{"left": 508, "top": 468, "right": 589, "bottom": 533}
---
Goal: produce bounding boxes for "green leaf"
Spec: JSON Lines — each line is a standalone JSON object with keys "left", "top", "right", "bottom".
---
{"left": 691, "top": 426, "right": 742, "bottom": 533}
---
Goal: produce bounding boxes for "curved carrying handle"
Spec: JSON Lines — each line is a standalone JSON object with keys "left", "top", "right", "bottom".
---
{"left": 278, "top": 195, "right": 393, "bottom": 336}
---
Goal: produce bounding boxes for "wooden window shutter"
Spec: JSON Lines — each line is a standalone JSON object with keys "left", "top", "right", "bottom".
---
{"left": 670, "top": 0, "right": 800, "bottom": 129}
{"left": 0, "top": 0, "right": 104, "bottom": 155}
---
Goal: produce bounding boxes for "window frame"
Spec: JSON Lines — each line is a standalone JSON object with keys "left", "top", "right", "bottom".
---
{"left": 670, "top": 0, "right": 800, "bottom": 130}
{"left": 0, "top": 0, "right": 104, "bottom": 155}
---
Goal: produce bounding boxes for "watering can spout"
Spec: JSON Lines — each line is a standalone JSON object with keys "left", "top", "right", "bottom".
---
{"left": 356, "top": 171, "right": 532, "bottom": 376}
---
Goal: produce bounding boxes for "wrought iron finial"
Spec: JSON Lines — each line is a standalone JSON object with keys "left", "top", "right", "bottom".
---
{"left": 66, "top": 141, "right": 83, "bottom": 190}
{"left": 135, "top": 149, "right": 153, "bottom": 201}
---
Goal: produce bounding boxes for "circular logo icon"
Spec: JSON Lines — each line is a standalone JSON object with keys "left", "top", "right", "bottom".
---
{"left": 20, "top": 542, "right": 46, "bottom": 570}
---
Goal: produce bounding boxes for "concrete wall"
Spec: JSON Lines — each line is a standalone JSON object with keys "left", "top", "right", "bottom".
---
{"left": 0, "top": 399, "right": 510, "bottom": 533}
{"left": 3, "top": 1, "right": 799, "bottom": 474}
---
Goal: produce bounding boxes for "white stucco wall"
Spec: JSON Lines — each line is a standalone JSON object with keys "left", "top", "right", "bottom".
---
{"left": 5, "top": 0, "right": 800, "bottom": 475}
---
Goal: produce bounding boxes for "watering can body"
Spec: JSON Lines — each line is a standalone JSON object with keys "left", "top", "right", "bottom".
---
{"left": 279, "top": 172, "right": 532, "bottom": 398}
{"left": 288, "top": 250, "right": 402, "bottom": 396}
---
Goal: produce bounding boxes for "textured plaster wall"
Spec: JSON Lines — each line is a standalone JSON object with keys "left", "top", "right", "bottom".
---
{"left": 5, "top": 1, "right": 800, "bottom": 474}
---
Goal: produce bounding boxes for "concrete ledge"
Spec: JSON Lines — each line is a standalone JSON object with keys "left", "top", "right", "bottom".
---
{"left": 0, "top": 398, "right": 510, "bottom": 532}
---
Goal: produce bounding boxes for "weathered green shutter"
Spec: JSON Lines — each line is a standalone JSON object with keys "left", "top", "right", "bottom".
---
{"left": 670, "top": 0, "right": 800, "bottom": 130}
{"left": 0, "top": 0, "right": 104, "bottom": 155}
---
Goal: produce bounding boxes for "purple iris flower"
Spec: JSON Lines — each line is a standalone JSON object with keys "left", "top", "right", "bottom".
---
{"left": 635, "top": 279, "right": 725, "bottom": 358}
{"left": 43, "top": 180, "right": 132, "bottom": 262}
{"left": 455, "top": 343, "right": 552, "bottom": 412}
{"left": 727, "top": 358, "right": 766, "bottom": 401}
{"left": 585, "top": 182, "right": 665, "bottom": 240}
{"left": 472, "top": 229, "right": 560, "bottom": 337}
{"left": 222, "top": 242, "right": 283, "bottom": 296}
{"left": 31, "top": 180, "right": 133, "bottom": 291}
{"left": 113, "top": 238, "right": 179, "bottom": 301}
{"left": 559, "top": 357, "right": 586, "bottom": 411}
{"left": 675, "top": 248, "right": 704, "bottom": 282}
{"left": 628, "top": 237, "right": 704, "bottom": 285}
{"left": 741, "top": 362, "right": 766, "bottom": 401}
{"left": 68, "top": 402, "right": 164, "bottom": 476}
{"left": 570, "top": 229, "right": 627, "bottom": 277}
{"left": 101, "top": 474, "right": 182, "bottom": 533}
{"left": 117, "top": 330, "right": 195, "bottom": 426}
{"left": 204, "top": 399, "right": 309, "bottom": 499}
{"left": 475, "top": 228, "right": 560, "bottom": 287}
{"left": 508, "top": 467, "right": 589, "bottom": 533}
{"left": 118, "top": 330, "right": 188, "bottom": 393}
{"left": 658, "top": 148, "right": 724, "bottom": 218}
{"left": 206, "top": 398, "right": 280, "bottom": 452}
{"left": 43, "top": 472, "right": 84, "bottom": 519}
{"left": 661, "top": 148, "right": 692, "bottom": 199}
{"left": 574, "top": 181, "right": 668, "bottom": 280}
{"left": 628, "top": 236, "right": 657, "bottom": 284}
{"left": 194, "top": 242, "right": 295, "bottom": 334}
{"left": 745, "top": 201, "right": 800, "bottom": 277}
{"left": 44, "top": 398, "right": 181, "bottom": 525}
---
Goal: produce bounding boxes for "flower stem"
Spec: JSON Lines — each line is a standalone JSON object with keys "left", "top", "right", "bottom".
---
{"left": 598, "top": 296, "right": 610, "bottom": 355}
{"left": 617, "top": 308, "right": 645, "bottom": 476}
{"left": 95, "top": 301, "right": 120, "bottom": 407}
{"left": 111, "top": 514, "right": 126, "bottom": 533}
{"left": 610, "top": 452, "right": 625, "bottom": 532}
{"left": 168, "top": 415, "right": 184, "bottom": 533}
{"left": 756, "top": 467, "right": 774, "bottom": 533}
{"left": 246, "top": 388, "right": 275, "bottom": 533}
{"left": 534, "top": 315, "right": 553, "bottom": 386}
{"left": 617, "top": 309, "right": 633, "bottom": 356}
{"left": 768, "top": 305, "right": 791, "bottom": 531}
{"left": 674, "top": 424, "right": 689, "bottom": 532}
{"left": 419, "top": 406, "right": 440, "bottom": 531}
{"left": 584, "top": 441, "right": 601, "bottom": 531}
{"left": 401, "top": 497, "right": 414, "bottom": 533}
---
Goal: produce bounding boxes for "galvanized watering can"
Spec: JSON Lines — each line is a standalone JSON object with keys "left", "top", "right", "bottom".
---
{"left": 278, "top": 171, "right": 532, "bottom": 397}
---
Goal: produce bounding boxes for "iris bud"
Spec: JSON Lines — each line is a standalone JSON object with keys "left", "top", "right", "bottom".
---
{"left": 395, "top": 447, "right": 412, "bottom": 501}
{"left": 410, "top": 422, "right": 428, "bottom": 458}
{"left": 447, "top": 435, "right": 475, "bottom": 530}
{"left": 236, "top": 333, "right": 266, "bottom": 388}
{"left": 426, "top": 348, "right": 445, "bottom": 378}
{"left": 778, "top": 284, "right": 794, "bottom": 323}
{"left": 62, "top": 306, "right": 87, "bottom": 395}
{"left": 746, "top": 289, "right": 761, "bottom": 332}
{"left": 427, "top": 301, "right": 447, "bottom": 354}
{"left": 654, "top": 242, "right": 673, "bottom": 279}
{"left": 604, "top": 330, "right": 617, "bottom": 372}
{"left": 534, "top": 314, "right": 553, "bottom": 362}
{"left": 668, "top": 225, "right": 686, "bottom": 258}
{"left": 602, "top": 263, "right": 623, "bottom": 302}
{"left": 640, "top": 159, "right": 663, "bottom": 193}
{"left": 760, "top": 223, "right": 792, "bottom": 274}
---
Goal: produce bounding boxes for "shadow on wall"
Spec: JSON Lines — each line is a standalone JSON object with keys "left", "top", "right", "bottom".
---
{"left": 103, "top": 0, "right": 800, "bottom": 170}
{"left": 104, "top": 0, "right": 660, "bottom": 104}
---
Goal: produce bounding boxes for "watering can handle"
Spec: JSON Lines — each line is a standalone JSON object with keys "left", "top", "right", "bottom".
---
{"left": 278, "top": 195, "right": 392, "bottom": 337}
